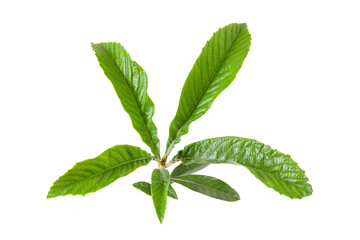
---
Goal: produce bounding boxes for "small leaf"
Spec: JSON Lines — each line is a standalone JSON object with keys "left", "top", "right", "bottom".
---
{"left": 47, "top": 145, "right": 152, "bottom": 198}
{"left": 92, "top": 42, "right": 160, "bottom": 158}
{"left": 166, "top": 23, "right": 251, "bottom": 154}
{"left": 133, "top": 181, "right": 178, "bottom": 199}
{"left": 151, "top": 168, "right": 170, "bottom": 223}
{"left": 167, "top": 184, "right": 178, "bottom": 200}
{"left": 174, "top": 137, "right": 313, "bottom": 199}
{"left": 172, "top": 174, "right": 240, "bottom": 202}
{"left": 133, "top": 181, "right": 152, "bottom": 195}
{"left": 171, "top": 163, "right": 209, "bottom": 178}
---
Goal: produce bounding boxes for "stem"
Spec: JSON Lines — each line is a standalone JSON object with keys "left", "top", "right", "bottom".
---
{"left": 161, "top": 153, "right": 168, "bottom": 164}
{"left": 158, "top": 161, "right": 164, "bottom": 170}
{"left": 158, "top": 153, "right": 179, "bottom": 169}
{"left": 166, "top": 158, "right": 179, "bottom": 167}
{"left": 158, "top": 153, "right": 168, "bottom": 169}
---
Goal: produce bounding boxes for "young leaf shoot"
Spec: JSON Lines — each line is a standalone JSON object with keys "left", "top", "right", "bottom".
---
{"left": 48, "top": 23, "right": 312, "bottom": 223}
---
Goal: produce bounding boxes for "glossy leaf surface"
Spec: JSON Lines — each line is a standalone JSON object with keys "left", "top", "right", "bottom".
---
{"left": 166, "top": 23, "right": 251, "bottom": 154}
{"left": 133, "top": 181, "right": 178, "bottom": 199}
{"left": 174, "top": 137, "right": 312, "bottom": 199}
{"left": 151, "top": 168, "right": 170, "bottom": 223}
{"left": 47, "top": 145, "right": 152, "bottom": 198}
{"left": 171, "top": 163, "right": 209, "bottom": 177}
{"left": 92, "top": 42, "right": 160, "bottom": 158}
{"left": 172, "top": 174, "right": 240, "bottom": 202}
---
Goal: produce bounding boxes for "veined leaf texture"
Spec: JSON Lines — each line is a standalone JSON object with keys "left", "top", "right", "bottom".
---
{"left": 171, "top": 174, "right": 240, "bottom": 201}
{"left": 133, "top": 181, "right": 178, "bottom": 199}
{"left": 47, "top": 145, "right": 152, "bottom": 198}
{"left": 92, "top": 43, "right": 161, "bottom": 158}
{"left": 174, "top": 137, "right": 312, "bottom": 199}
{"left": 166, "top": 23, "right": 251, "bottom": 154}
{"left": 151, "top": 168, "right": 170, "bottom": 223}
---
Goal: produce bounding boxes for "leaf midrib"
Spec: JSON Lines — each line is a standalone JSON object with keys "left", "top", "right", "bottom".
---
{"left": 180, "top": 157, "right": 310, "bottom": 193}
{"left": 159, "top": 171, "right": 164, "bottom": 208}
{"left": 55, "top": 157, "right": 151, "bottom": 187}
{"left": 167, "top": 25, "right": 245, "bottom": 153}
{"left": 171, "top": 176, "right": 237, "bottom": 199}
{"left": 96, "top": 44, "right": 159, "bottom": 158}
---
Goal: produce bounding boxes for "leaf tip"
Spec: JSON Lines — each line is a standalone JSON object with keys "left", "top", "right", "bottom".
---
{"left": 46, "top": 190, "right": 55, "bottom": 199}
{"left": 234, "top": 193, "right": 240, "bottom": 201}
{"left": 284, "top": 182, "right": 313, "bottom": 199}
{"left": 301, "top": 183, "right": 313, "bottom": 198}
{"left": 158, "top": 215, "right": 164, "bottom": 224}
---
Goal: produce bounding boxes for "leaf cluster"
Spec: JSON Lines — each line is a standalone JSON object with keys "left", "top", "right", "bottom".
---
{"left": 48, "top": 23, "right": 312, "bottom": 223}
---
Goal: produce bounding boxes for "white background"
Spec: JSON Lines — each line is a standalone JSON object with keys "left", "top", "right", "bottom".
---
{"left": 1, "top": 0, "right": 359, "bottom": 239}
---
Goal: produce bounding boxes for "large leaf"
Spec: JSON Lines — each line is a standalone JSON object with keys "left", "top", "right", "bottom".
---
{"left": 166, "top": 23, "right": 251, "bottom": 154}
{"left": 47, "top": 145, "right": 152, "bottom": 198}
{"left": 171, "top": 163, "right": 209, "bottom": 178}
{"left": 133, "top": 181, "right": 178, "bottom": 199}
{"left": 171, "top": 174, "right": 240, "bottom": 202}
{"left": 151, "top": 168, "right": 170, "bottom": 223}
{"left": 173, "top": 137, "right": 313, "bottom": 199}
{"left": 92, "top": 42, "right": 160, "bottom": 158}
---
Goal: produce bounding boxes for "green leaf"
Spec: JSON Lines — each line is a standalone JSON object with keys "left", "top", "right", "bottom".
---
{"left": 92, "top": 42, "right": 160, "bottom": 159}
{"left": 171, "top": 163, "right": 209, "bottom": 177}
{"left": 167, "top": 184, "right": 178, "bottom": 200}
{"left": 133, "top": 181, "right": 178, "bottom": 199}
{"left": 151, "top": 168, "right": 170, "bottom": 223}
{"left": 47, "top": 145, "right": 152, "bottom": 198}
{"left": 171, "top": 174, "right": 240, "bottom": 202}
{"left": 133, "top": 181, "right": 152, "bottom": 196}
{"left": 174, "top": 137, "right": 313, "bottom": 199}
{"left": 133, "top": 181, "right": 152, "bottom": 195}
{"left": 166, "top": 23, "right": 251, "bottom": 154}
